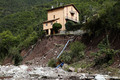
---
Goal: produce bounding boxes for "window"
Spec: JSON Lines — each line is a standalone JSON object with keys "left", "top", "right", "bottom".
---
{"left": 46, "top": 23, "right": 47, "bottom": 26}
{"left": 51, "top": 22, "right": 53, "bottom": 25}
{"left": 53, "top": 15, "right": 55, "bottom": 19}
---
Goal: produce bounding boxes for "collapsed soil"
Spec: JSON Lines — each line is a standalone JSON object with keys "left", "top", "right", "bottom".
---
{"left": 2, "top": 34, "right": 120, "bottom": 76}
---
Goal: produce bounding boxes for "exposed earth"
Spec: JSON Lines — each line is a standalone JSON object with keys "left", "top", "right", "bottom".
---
{"left": 1, "top": 35, "right": 120, "bottom": 79}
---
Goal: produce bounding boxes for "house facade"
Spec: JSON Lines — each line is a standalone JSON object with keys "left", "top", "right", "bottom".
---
{"left": 43, "top": 4, "right": 80, "bottom": 35}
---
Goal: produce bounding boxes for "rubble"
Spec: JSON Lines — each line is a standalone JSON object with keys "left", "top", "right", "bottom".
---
{"left": 0, "top": 65, "right": 119, "bottom": 80}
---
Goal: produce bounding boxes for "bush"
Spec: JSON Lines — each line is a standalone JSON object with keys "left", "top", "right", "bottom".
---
{"left": 14, "top": 53, "right": 23, "bottom": 66}
{"left": 48, "top": 58, "right": 56, "bottom": 67}
{"left": 70, "top": 41, "right": 86, "bottom": 58}
{"left": 65, "top": 21, "right": 81, "bottom": 31}
{"left": 60, "top": 52, "right": 72, "bottom": 64}
{"left": 60, "top": 41, "right": 86, "bottom": 64}
{"left": 91, "top": 36, "right": 119, "bottom": 66}
{"left": 53, "top": 23, "right": 62, "bottom": 32}
{"left": 65, "top": 21, "right": 75, "bottom": 31}
{"left": 19, "top": 31, "right": 38, "bottom": 49}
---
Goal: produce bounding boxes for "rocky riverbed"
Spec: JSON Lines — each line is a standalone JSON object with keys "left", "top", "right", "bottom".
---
{"left": 0, "top": 65, "right": 119, "bottom": 80}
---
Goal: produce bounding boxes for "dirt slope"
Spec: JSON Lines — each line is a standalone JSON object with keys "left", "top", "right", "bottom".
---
{"left": 21, "top": 35, "right": 81, "bottom": 66}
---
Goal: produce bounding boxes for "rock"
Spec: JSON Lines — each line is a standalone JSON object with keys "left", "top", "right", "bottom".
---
{"left": 68, "top": 67, "right": 75, "bottom": 72}
{"left": 108, "top": 71, "right": 111, "bottom": 75}
{"left": 79, "top": 74, "right": 87, "bottom": 79}
{"left": 62, "top": 64, "right": 68, "bottom": 69}
{"left": 95, "top": 74, "right": 106, "bottom": 80}
{"left": 77, "top": 68, "right": 82, "bottom": 73}
{"left": 68, "top": 76, "right": 80, "bottom": 80}
{"left": 119, "top": 64, "right": 120, "bottom": 67}
{"left": 55, "top": 51, "right": 58, "bottom": 53}
{"left": 54, "top": 43, "right": 62, "bottom": 47}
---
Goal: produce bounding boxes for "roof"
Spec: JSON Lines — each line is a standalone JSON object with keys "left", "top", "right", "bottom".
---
{"left": 43, "top": 18, "right": 59, "bottom": 23}
{"left": 47, "top": 4, "right": 80, "bottom": 13}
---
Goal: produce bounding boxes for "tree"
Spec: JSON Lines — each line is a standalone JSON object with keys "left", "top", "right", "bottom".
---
{"left": 65, "top": 21, "right": 75, "bottom": 31}
{"left": 53, "top": 23, "right": 62, "bottom": 32}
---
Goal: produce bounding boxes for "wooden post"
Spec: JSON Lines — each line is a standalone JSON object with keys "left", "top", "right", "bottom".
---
{"left": 48, "top": 29, "right": 51, "bottom": 35}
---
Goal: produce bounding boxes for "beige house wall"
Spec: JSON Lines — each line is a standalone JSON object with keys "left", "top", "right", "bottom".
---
{"left": 47, "top": 8, "right": 65, "bottom": 30}
{"left": 64, "top": 6, "right": 79, "bottom": 23}
{"left": 43, "top": 19, "right": 59, "bottom": 30}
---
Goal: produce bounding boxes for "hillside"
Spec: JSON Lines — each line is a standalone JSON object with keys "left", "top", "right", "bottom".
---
{"left": 2, "top": 34, "right": 120, "bottom": 76}
{"left": 0, "top": 0, "right": 120, "bottom": 77}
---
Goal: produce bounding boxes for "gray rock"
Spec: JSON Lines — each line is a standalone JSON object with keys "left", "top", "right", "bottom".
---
{"left": 68, "top": 67, "right": 75, "bottom": 72}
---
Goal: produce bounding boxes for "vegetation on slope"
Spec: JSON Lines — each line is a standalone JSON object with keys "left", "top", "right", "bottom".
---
{"left": 0, "top": 0, "right": 120, "bottom": 66}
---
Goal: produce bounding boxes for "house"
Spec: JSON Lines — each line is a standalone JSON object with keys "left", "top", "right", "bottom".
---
{"left": 43, "top": 4, "right": 80, "bottom": 35}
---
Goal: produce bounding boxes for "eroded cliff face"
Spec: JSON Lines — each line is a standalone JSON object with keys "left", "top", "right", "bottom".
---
{"left": 2, "top": 35, "right": 81, "bottom": 65}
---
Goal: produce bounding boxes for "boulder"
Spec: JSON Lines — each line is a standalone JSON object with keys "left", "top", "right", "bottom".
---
{"left": 77, "top": 68, "right": 82, "bottom": 73}
{"left": 68, "top": 67, "right": 75, "bottom": 72}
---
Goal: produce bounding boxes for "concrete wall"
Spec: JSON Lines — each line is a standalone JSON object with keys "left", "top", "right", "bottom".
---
{"left": 60, "top": 30, "right": 85, "bottom": 35}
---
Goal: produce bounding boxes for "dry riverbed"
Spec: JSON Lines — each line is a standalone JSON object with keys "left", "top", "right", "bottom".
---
{"left": 0, "top": 65, "right": 120, "bottom": 80}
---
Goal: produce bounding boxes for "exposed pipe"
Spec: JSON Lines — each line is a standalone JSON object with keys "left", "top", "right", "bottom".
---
{"left": 56, "top": 39, "right": 73, "bottom": 59}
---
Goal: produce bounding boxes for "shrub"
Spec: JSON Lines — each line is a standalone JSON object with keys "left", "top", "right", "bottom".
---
{"left": 91, "top": 36, "right": 119, "bottom": 66}
{"left": 19, "top": 31, "right": 38, "bottom": 49}
{"left": 70, "top": 41, "right": 86, "bottom": 58}
{"left": 14, "top": 53, "right": 23, "bottom": 66}
{"left": 65, "top": 21, "right": 75, "bottom": 31}
{"left": 65, "top": 21, "right": 81, "bottom": 31}
{"left": 60, "top": 52, "right": 72, "bottom": 64}
{"left": 60, "top": 41, "right": 86, "bottom": 64}
{"left": 48, "top": 58, "right": 56, "bottom": 67}
{"left": 53, "top": 23, "right": 62, "bottom": 32}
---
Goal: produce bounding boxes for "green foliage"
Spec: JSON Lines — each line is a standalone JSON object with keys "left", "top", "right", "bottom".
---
{"left": 53, "top": 23, "right": 62, "bottom": 32}
{"left": 13, "top": 53, "right": 23, "bottom": 66}
{"left": 9, "top": 47, "right": 19, "bottom": 56}
{"left": 60, "top": 52, "right": 72, "bottom": 64}
{"left": 70, "top": 41, "right": 86, "bottom": 55}
{"left": 84, "top": 1, "right": 120, "bottom": 36}
{"left": 60, "top": 41, "right": 86, "bottom": 64}
{"left": 91, "top": 36, "right": 119, "bottom": 66}
{"left": 19, "top": 31, "right": 38, "bottom": 49}
{"left": 9, "top": 47, "right": 23, "bottom": 66}
{"left": 0, "top": 31, "right": 18, "bottom": 60}
{"left": 65, "top": 21, "right": 81, "bottom": 31}
{"left": 48, "top": 58, "right": 56, "bottom": 67}
{"left": 65, "top": 21, "right": 75, "bottom": 31}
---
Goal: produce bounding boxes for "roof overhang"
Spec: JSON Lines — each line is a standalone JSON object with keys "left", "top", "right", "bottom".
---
{"left": 47, "top": 4, "right": 80, "bottom": 14}
{"left": 43, "top": 18, "right": 59, "bottom": 23}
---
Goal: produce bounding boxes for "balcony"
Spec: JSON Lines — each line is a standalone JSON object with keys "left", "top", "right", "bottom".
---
{"left": 70, "top": 10, "right": 75, "bottom": 14}
{"left": 65, "top": 16, "right": 79, "bottom": 23}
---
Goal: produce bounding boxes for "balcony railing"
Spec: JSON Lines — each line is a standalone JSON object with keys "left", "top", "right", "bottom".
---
{"left": 65, "top": 16, "right": 79, "bottom": 23}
